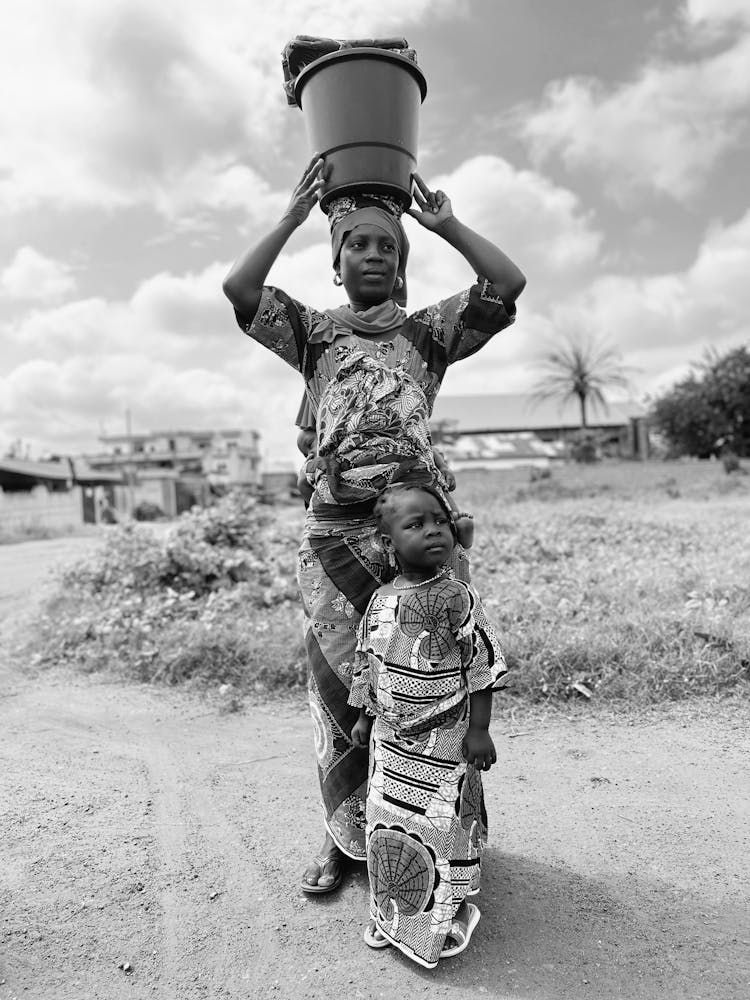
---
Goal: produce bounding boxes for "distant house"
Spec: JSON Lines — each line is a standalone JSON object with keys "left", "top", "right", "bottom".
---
{"left": 0, "top": 456, "right": 123, "bottom": 530}
{"left": 430, "top": 393, "right": 649, "bottom": 468}
{"left": 203, "top": 432, "right": 263, "bottom": 490}
{"left": 84, "top": 428, "right": 262, "bottom": 516}
{"left": 261, "top": 464, "right": 297, "bottom": 498}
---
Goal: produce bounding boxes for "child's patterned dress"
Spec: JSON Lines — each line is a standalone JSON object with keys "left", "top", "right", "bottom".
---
{"left": 349, "top": 571, "right": 507, "bottom": 968}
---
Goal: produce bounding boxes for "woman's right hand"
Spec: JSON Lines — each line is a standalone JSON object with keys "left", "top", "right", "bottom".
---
{"left": 283, "top": 154, "right": 325, "bottom": 227}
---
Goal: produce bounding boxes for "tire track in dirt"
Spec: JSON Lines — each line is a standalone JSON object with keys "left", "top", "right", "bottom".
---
{"left": 121, "top": 705, "right": 299, "bottom": 999}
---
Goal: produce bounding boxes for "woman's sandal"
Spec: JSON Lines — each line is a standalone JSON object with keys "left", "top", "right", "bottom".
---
{"left": 301, "top": 850, "right": 343, "bottom": 894}
{"left": 363, "top": 921, "right": 391, "bottom": 949}
{"left": 440, "top": 902, "right": 481, "bottom": 959}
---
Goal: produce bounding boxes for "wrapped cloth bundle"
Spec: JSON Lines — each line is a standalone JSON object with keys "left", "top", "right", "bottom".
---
{"left": 281, "top": 35, "right": 418, "bottom": 106}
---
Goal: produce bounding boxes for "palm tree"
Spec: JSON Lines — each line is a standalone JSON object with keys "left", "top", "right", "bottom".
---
{"left": 530, "top": 335, "right": 634, "bottom": 428}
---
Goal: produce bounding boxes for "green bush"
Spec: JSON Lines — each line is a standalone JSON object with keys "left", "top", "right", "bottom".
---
{"left": 26, "top": 491, "right": 304, "bottom": 692}
{"left": 133, "top": 500, "right": 164, "bottom": 521}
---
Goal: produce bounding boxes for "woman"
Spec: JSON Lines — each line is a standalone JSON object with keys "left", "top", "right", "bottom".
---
{"left": 222, "top": 155, "right": 525, "bottom": 893}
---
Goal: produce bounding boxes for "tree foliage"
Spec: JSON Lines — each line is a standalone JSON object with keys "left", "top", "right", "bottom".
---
{"left": 530, "top": 336, "right": 633, "bottom": 428}
{"left": 649, "top": 344, "right": 750, "bottom": 458}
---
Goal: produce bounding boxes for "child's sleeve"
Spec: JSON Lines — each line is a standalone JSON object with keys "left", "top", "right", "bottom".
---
{"left": 455, "top": 583, "right": 508, "bottom": 693}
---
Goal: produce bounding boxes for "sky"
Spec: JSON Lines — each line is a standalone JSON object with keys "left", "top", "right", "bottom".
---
{"left": 1, "top": 0, "right": 749, "bottom": 467}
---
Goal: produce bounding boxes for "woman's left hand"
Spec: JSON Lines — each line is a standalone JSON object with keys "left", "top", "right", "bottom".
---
{"left": 407, "top": 173, "right": 453, "bottom": 231}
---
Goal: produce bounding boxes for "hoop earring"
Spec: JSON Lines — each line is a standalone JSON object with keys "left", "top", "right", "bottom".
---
{"left": 394, "top": 276, "right": 404, "bottom": 290}
{"left": 333, "top": 273, "right": 343, "bottom": 286}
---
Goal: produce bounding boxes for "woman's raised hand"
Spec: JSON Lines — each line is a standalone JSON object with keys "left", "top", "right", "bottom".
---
{"left": 407, "top": 173, "right": 453, "bottom": 231}
{"left": 284, "top": 154, "right": 325, "bottom": 227}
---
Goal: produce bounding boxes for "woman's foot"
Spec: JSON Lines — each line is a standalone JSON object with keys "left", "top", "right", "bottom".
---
{"left": 440, "top": 902, "right": 481, "bottom": 959}
{"left": 301, "top": 834, "right": 344, "bottom": 894}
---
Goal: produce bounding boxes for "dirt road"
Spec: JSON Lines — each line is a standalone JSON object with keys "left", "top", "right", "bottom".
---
{"left": 1, "top": 537, "right": 748, "bottom": 1000}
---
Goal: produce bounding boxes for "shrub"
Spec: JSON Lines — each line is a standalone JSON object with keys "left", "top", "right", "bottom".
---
{"left": 24, "top": 490, "right": 303, "bottom": 693}
{"left": 133, "top": 500, "right": 164, "bottom": 521}
{"left": 650, "top": 343, "right": 750, "bottom": 458}
{"left": 569, "top": 430, "right": 600, "bottom": 464}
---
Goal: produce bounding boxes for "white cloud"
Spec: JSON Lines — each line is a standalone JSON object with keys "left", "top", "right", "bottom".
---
{"left": 517, "top": 20, "right": 750, "bottom": 202}
{"left": 421, "top": 156, "right": 601, "bottom": 290}
{"left": 684, "top": 0, "right": 750, "bottom": 31}
{"left": 0, "top": 0, "right": 464, "bottom": 218}
{"left": 1, "top": 247, "right": 77, "bottom": 302}
{"left": 4, "top": 160, "right": 747, "bottom": 464}
{"left": 546, "top": 209, "right": 750, "bottom": 394}
{"left": 0, "top": 351, "right": 301, "bottom": 462}
{"left": 0, "top": 152, "right": 605, "bottom": 459}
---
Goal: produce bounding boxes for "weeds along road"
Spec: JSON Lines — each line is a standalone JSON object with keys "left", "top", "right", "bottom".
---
{"left": 1, "top": 533, "right": 749, "bottom": 1000}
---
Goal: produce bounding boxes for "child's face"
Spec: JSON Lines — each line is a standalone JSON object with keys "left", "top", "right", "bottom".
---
{"left": 296, "top": 428, "right": 316, "bottom": 457}
{"left": 383, "top": 489, "right": 454, "bottom": 575}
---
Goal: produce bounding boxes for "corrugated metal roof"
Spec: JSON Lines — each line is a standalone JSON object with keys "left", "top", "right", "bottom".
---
{"left": 442, "top": 433, "right": 566, "bottom": 462}
{"left": 431, "top": 393, "right": 644, "bottom": 433}
{"left": 99, "top": 428, "right": 246, "bottom": 443}
{"left": 71, "top": 459, "right": 124, "bottom": 484}
{"left": 0, "top": 457, "right": 72, "bottom": 481}
{"left": 0, "top": 457, "right": 124, "bottom": 485}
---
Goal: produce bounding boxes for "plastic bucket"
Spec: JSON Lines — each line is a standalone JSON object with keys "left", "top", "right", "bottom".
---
{"left": 293, "top": 48, "right": 427, "bottom": 211}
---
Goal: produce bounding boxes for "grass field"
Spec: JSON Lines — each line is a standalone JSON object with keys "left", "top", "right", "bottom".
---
{"left": 19, "top": 460, "right": 750, "bottom": 705}
{"left": 460, "top": 460, "right": 750, "bottom": 701}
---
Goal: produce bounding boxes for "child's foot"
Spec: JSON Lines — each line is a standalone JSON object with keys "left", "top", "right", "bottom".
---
{"left": 363, "top": 921, "right": 391, "bottom": 949}
{"left": 440, "top": 902, "right": 481, "bottom": 958}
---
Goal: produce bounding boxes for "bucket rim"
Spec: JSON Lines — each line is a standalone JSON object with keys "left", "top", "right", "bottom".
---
{"left": 294, "top": 48, "right": 428, "bottom": 107}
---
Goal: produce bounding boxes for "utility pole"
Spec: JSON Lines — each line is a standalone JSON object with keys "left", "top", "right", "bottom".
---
{"left": 124, "top": 408, "right": 135, "bottom": 515}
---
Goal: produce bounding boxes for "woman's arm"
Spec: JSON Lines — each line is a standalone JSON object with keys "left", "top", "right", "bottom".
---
{"left": 407, "top": 174, "right": 526, "bottom": 304}
{"left": 222, "top": 155, "right": 324, "bottom": 322}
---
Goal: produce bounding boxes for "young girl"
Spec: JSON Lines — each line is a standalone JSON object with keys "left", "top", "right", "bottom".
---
{"left": 349, "top": 482, "right": 507, "bottom": 968}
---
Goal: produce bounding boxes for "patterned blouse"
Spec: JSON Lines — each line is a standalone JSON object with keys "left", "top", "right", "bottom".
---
{"left": 237, "top": 280, "right": 515, "bottom": 505}
{"left": 349, "top": 576, "right": 507, "bottom": 738}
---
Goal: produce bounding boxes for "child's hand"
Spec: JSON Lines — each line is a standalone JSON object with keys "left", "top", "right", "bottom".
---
{"left": 351, "top": 713, "right": 373, "bottom": 748}
{"left": 462, "top": 726, "right": 497, "bottom": 771}
{"left": 283, "top": 155, "right": 325, "bottom": 227}
{"left": 407, "top": 173, "right": 453, "bottom": 231}
{"left": 454, "top": 512, "right": 474, "bottom": 549}
{"left": 432, "top": 447, "right": 456, "bottom": 491}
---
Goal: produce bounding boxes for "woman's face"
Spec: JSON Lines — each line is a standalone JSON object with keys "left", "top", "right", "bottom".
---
{"left": 337, "top": 224, "right": 399, "bottom": 308}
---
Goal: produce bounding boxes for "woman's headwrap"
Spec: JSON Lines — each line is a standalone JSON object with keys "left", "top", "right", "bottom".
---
{"left": 327, "top": 194, "right": 410, "bottom": 307}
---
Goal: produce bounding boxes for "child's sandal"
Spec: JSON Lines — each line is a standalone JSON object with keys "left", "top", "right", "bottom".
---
{"left": 363, "top": 921, "right": 391, "bottom": 949}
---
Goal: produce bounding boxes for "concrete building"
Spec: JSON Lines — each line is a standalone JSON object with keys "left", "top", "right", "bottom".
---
{"left": 85, "top": 428, "right": 262, "bottom": 516}
{"left": 0, "top": 456, "right": 122, "bottom": 530}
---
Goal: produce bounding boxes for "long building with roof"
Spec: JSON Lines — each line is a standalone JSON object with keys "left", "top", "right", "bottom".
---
{"left": 430, "top": 393, "right": 648, "bottom": 468}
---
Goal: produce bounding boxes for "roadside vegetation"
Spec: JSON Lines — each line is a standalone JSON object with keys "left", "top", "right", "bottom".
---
{"left": 0, "top": 521, "right": 92, "bottom": 545}
{"left": 21, "top": 492, "right": 305, "bottom": 697}
{"left": 18, "top": 461, "right": 749, "bottom": 706}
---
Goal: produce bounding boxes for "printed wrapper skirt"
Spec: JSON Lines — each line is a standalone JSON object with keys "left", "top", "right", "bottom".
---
{"left": 365, "top": 715, "right": 488, "bottom": 968}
